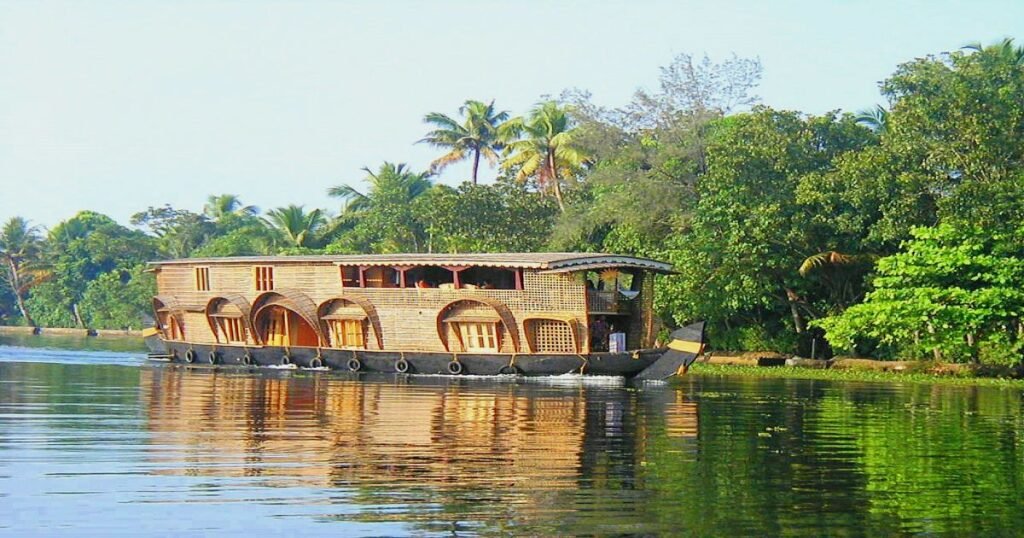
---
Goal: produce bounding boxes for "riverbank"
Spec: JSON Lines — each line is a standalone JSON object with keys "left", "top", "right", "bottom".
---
{"left": 0, "top": 325, "right": 142, "bottom": 338}
{"left": 689, "top": 357, "right": 1024, "bottom": 388}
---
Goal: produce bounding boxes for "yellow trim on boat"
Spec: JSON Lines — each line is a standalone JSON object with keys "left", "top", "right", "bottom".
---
{"left": 142, "top": 327, "right": 160, "bottom": 338}
{"left": 668, "top": 339, "right": 702, "bottom": 353}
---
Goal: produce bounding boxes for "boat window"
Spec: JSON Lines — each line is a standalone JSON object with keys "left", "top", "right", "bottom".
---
{"left": 455, "top": 322, "right": 500, "bottom": 352}
{"left": 254, "top": 266, "right": 274, "bottom": 291}
{"left": 160, "top": 314, "right": 185, "bottom": 341}
{"left": 405, "top": 266, "right": 455, "bottom": 289}
{"left": 327, "top": 319, "right": 365, "bottom": 348}
{"left": 459, "top": 267, "right": 519, "bottom": 290}
{"left": 525, "top": 318, "right": 577, "bottom": 353}
{"left": 340, "top": 266, "right": 361, "bottom": 287}
{"left": 194, "top": 267, "right": 211, "bottom": 291}
{"left": 363, "top": 266, "right": 399, "bottom": 288}
{"left": 214, "top": 317, "right": 245, "bottom": 344}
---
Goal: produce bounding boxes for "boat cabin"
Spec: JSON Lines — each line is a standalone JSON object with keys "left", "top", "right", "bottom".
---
{"left": 149, "top": 253, "right": 673, "bottom": 355}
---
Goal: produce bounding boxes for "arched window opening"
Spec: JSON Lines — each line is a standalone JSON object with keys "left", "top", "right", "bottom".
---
{"left": 255, "top": 305, "right": 319, "bottom": 347}
{"left": 437, "top": 299, "right": 519, "bottom": 353}
{"left": 153, "top": 297, "right": 185, "bottom": 341}
{"left": 321, "top": 300, "right": 368, "bottom": 349}
{"left": 162, "top": 315, "right": 185, "bottom": 340}
{"left": 207, "top": 299, "right": 248, "bottom": 344}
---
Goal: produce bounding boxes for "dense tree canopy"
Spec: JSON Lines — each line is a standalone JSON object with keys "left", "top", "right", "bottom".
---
{"left": 3, "top": 39, "right": 1023, "bottom": 366}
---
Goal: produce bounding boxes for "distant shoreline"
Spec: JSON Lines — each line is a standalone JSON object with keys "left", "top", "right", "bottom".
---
{"left": 0, "top": 325, "right": 142, "bottom": 338}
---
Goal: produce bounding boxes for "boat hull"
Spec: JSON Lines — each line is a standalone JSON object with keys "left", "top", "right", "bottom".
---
{"left": 152, "top": 340, "right": 668, "bottom": 378}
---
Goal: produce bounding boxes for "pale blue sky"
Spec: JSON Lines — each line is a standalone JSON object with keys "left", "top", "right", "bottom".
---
{"left": 1, "top": 0, "right": 1022, "bottom": 228}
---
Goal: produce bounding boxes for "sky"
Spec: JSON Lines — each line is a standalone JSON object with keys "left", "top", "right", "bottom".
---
{"left": 1, "top": 0, "right": 1023, "bottom": 228}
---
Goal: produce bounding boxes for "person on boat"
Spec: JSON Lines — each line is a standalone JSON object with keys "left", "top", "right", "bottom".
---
{"left": 591, "top": 316, "right": 610, "bottom": 352}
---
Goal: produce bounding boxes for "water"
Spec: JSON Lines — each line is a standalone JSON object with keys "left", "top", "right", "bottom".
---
{"left": 2, "top": 338, "right": 1024, "bottom": 536}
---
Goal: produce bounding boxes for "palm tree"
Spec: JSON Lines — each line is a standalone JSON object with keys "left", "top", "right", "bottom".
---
{"left": 963, "top": 38, "right": 1024, "bottom": 65}
{"left": 854, "top": 105, "right": 888, "bottom": 134}
{"left": 328, "top": 162, "right": 432, "bottom": 211}
{"left": 419, "top": 100, "right": 515, "bottom": 184}
{"left": 263, "top": 205, "right": 327, "bottom": 249}
{"left": 0, "top": 217, "right": 45, "bottom": 326}
{"left": 501, "top": 101, "right": 590, "bottom": 211}
{"left": 204, "top": 194, "right": 258, "bottom": 221}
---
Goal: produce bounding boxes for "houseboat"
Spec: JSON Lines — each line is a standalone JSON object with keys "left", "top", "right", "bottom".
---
{"left": 143, "top": 253, "right": 705, "bottom": 379}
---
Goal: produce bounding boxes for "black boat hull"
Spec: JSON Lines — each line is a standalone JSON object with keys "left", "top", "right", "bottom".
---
{"left": 151, "top": 340, "right": 669, "bottom": 378}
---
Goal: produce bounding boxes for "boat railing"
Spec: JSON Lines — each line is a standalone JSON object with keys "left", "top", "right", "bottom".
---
{"left": 587, "top": 290, "right": 631, "bottom": 314}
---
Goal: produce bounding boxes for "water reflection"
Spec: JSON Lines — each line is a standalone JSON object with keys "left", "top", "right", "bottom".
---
{"left": 138, "top": 367, "right": 698, "bottom": 534}
{"left": 5, "top": 354, "right": 1024, "bottom": 536}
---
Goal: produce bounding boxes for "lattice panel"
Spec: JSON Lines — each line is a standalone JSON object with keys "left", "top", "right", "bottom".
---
{"left": 528, "top": 319, "right": 577, "bottom": 353}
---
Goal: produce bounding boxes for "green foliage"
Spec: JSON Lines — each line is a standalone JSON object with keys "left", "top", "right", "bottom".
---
{"left": 79, "top": 265, "right": 156, "bottom": 330}
{"left": 502, "top": 101, "right": 589, "bottom": 211}
{"left": 420, "top": 100, "right": 516, "bottom": 184}
{"left": 190, "top": 221, "right": 277, "bottom": 257}
{"left": 263, "top": 205, "right": 328, "bottom": 250}
{"left": 7, "top": 39, "right": 1024, "bottom": 368}
{"left": 0, "top": 216, "right": 46, "bottom": 325}
{"left": 131, "top": 205, "right": 217, "bottom": 258}
{"left": 815, "top": 224, "right": 1024, "bottom": 363}
{"left": 658, "top": 108, "right": 875, "bottom": 351}
{"left": 417, "top": 180, "right": 559, "bottom": 253}
{"left": 326, "top": 163, "right": 433, "bottom": 253}
{"left": 43, "top": 211, "right": 157, "bottom": 326}
{"left": 24, "top": 280, "right": 76, "bottom": 327}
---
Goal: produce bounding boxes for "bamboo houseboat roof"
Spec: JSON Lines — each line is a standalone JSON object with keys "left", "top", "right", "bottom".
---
{"left": 148, "top": 252, "right": 675, "bottom": 274}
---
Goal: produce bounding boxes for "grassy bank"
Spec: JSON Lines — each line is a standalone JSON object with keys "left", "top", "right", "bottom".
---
{"left": 686, "top": 361, "right": 1024, "bottom": 388}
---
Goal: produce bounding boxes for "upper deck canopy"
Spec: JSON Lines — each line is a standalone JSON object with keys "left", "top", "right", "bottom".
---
{"left": 148, "top": 252, "right": 674, "bottom": 274}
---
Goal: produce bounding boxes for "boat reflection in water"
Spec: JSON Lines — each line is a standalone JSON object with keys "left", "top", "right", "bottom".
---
{"left": 138, "top": 366, "right": 698, "bottom": 533}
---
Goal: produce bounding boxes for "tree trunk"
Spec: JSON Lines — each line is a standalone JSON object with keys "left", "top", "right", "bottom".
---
{"left": 966, "top": 332, "right": 980, "bottom": 364}
{"left": 471, "top": 149, "right": 481, "bottom": 185}
{"left": 548, "top": 152, "right": 566, "bottom": 212}
{"left": 7, "top": 259, "right": 35, "bottom": 327}
{"left": 784, "top": 287, "right": 804, "bottom": 334}
{"left": 72, "top": 303, "right": 85, "bottom": 328}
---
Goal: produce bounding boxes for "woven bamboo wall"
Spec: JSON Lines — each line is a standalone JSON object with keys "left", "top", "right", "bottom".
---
{"left": 154, "top": 261, "right": 626, "bottom": 353}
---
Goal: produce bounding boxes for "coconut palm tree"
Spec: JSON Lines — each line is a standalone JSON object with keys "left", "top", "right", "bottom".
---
{"left": 854, "top": 105, "right": 888, "bottom": 134}
{"left": 328, "top": 162, "right": 432, "bottom": 211}
{"left": 501, "top": 101, "right": 590, "bottom": 211}
{"left": 419, "top": 100, "right": 515, "bottom": 184}
{"left": 963, "top": 38, "right": 1024, "bottom": 65}
{"left": 203, "top": 194, "right": 258, "bottom": 221}
{"left": 263, "top": 205, "right": 327, "bottom": 249}
{"left": 0, "top": 217, "right": 45, "bottom": 326}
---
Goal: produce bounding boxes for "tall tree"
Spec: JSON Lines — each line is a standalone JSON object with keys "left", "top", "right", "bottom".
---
{"left": 853, "top": 105, "right": 888, "bottom": 133}
{"left": 203, "top": 194, "right": 258, "bottom": 221}
{"left": 502, "top": 101, "right": 590, "bottom": 211}
{"left": 27, "top": 211, "right": 156, "bottom": 328}
{"left": 0, "top": 217, "right": 45, "bottom": 326}
{"left": 131, "top": 205, "right": 216, "bottom": 258}
{"left": 263, "top": 205, "right": 327, "bottom": 250}
{"left": 420, "top": 100, "right": 514, "bottom": 184}
{"left": 962, "top": 37, "right": 1024, "bottom": 65}
{"left": 326, "top": 163, "right": 433, "bottom": 253}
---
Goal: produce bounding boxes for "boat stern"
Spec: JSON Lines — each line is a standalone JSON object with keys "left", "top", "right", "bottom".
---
{"left": 634, "top": 322, "right": 706, "bottom": 380}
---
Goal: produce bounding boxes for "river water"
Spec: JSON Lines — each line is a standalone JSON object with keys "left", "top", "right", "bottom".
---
{"left": 1, "top": 337, "right": 1023, "bottom": 536}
